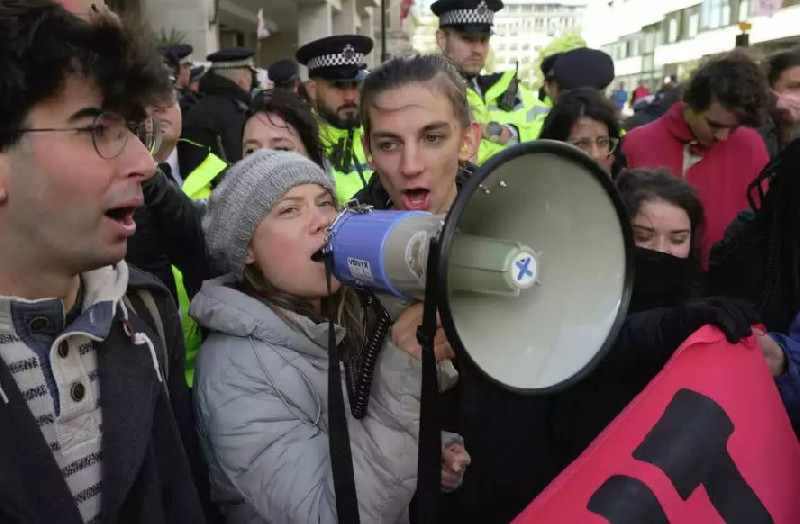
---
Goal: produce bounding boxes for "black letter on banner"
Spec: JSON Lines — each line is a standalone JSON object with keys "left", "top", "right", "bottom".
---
{"left": 588, "top": 475, "right": 668, "bottom": 523}
{"left": 632, "top": 388, "right": 772, "bottom": 524}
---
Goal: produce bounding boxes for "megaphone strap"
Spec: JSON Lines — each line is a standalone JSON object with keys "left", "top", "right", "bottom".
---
{"left": 325, "top": 268, "right": 361, "bottom": 523}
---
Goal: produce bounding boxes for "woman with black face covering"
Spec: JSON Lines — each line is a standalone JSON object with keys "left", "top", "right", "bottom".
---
{"left": 619, "top": 168, "right": 705, "bottom": 311}
{"left": 552, "top": 168, "right": 761, "bottom": 463}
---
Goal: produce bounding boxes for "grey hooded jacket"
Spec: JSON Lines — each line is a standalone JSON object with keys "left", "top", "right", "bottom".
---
{"left": 191, "top": 275, "right": 424, "bottom": 523}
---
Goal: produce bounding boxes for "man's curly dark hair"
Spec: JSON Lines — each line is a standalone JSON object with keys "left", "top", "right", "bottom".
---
{"left": 0, "top": 0, "right": 173, "bottom": 150}
{"left": 683, "top": 49, "right": 770, "bottom": 127}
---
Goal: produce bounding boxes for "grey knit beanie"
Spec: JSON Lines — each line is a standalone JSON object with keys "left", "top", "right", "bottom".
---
{"left": 203, "top": 149, "right": 336, "bottom": 277}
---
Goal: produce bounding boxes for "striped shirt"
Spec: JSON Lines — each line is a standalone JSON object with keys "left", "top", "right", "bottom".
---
{"left": 0, "top": 304, "right": 103, "bottom": 523}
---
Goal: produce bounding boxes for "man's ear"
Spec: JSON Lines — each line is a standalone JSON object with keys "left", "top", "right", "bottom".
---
{"left": 0, "top": 153, "right": 9, "bottom": 205}
{"left": 459, "top": 121, "right": 482, "bottom": 163}
{"left": 244, "top": 244, "right": 256, "bottom": 265}
{"left": 305, "top": 79, "right": 318, "bottom": 103}
{"left": 435, "top": 29, "right": 447, "bottom": 53}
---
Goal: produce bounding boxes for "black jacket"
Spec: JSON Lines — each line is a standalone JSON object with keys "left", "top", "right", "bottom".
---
{"left": 356, "top": 175, "right": 703, "bottom": 523}
{"left": 0, "top": 268, "right": 207, "bottom": 524}
{"left": 182, "top": 73, "right": 250, "bottom": 163}
{"left": 127, "top": 164, "right": 210, "bottom": 304}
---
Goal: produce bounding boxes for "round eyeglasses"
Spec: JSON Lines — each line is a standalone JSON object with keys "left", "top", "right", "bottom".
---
{"left": 14, "top": 111, "right": 162, "bottom": 160}
{"left": 567, "top": 136, "right": 620, "bottom": 157}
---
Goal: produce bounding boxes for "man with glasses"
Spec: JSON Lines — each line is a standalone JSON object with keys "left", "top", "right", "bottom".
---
{"left": 129, "top": 83, "right": 225, "bottom": 386}
{"left": 0, "top": 1, "right": 206, "bottom": 522}
{"left": 623, "top": 50, "right": 771, "bottom": 267}
{"left": 296, "top": 35, "right": 374, "bottom": 203}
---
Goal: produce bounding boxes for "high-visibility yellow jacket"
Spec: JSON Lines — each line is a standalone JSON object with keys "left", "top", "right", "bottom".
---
{"left": 468, "top": 71, "right": 551, "bottom": 164}
{"left": 169, "top": 139, "right": 226, "bottom": 387}
{"left": 319, "top": 122, "right": 373, "bottom": 203}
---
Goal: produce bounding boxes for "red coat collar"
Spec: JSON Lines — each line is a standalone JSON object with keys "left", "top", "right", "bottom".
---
{"left": 663, "top": 102, "right": 706, "bottom": 155}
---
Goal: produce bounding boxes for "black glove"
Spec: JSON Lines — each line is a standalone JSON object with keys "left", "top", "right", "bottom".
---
{"left": 660, "top": 297, "right": 760, "bottom": 348}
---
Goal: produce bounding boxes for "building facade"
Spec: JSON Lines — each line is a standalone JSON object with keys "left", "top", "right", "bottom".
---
{"left": 585, "top": 0, "right": 800, "bottom": 92}
{"left": 108, "top": 0, "right": 383, "bottom": 73}
{"left": 493, "top": 0, "right": 586, "bottom": 84}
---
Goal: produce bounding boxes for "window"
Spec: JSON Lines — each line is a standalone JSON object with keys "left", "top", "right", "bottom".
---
{"left": 700, "top": 0, "right": 734, "bottom": 29}
{"left": 738, "top": 0, "right": 749, "bottom": 22}
{"left": 689, "top": 11, "right": 700, "bottom": 37}
{"left": 642, "top": 24, "right": 658, "bottom": 53}
{"left": 631, "top": 37, "right": 640, "bottom": 56}
{"left": 667, "top": 17, "right": 679, "bottom": 43}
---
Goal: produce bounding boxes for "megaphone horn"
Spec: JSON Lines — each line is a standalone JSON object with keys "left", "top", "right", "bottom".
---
{"left": 322, "top": 140, "right": 634, "bottom": 394}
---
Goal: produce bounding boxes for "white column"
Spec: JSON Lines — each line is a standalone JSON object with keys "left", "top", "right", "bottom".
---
{"left": 334, "top": 0, "right": 358, "bottom": 34}
{"left": 298, "top": 1, "right": 333, "bottom": 46}
{"left": 140, "top": 0, "right": 216, "bottom": 59}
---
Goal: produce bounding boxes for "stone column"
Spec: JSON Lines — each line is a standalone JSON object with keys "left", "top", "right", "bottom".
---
{"left": 140, "top": 0, "right": 216, "bottom": 59}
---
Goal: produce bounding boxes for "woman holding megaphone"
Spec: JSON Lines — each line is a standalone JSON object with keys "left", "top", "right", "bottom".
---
{"left": 190, "top": 150, "right": 462, "bottom": 523}
{"left": 353, "top": 54, "right": 763, "bottom": 523}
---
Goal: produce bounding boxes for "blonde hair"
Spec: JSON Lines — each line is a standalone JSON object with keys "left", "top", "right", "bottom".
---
{"left": 242, "top": 265, "right": 365, "bottom": 355}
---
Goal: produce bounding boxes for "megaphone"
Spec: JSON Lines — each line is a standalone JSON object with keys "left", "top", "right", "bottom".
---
{"left": 322, "top": 140, "right": 634, "bottom": 392}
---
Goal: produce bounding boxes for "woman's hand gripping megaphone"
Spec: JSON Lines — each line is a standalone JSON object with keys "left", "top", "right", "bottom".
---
{"left": 392, "top": 302, "right": 455, "bottom": 362}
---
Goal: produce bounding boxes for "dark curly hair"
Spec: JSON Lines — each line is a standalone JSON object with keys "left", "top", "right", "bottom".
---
{"left": 683, "top": 49, "right": 769, "bottom": 127}
{"left": 246, "top": 89, "right": 325, "bottom": 169}
{"left": 0, "top": 0, "right": 173, "bottom": 150}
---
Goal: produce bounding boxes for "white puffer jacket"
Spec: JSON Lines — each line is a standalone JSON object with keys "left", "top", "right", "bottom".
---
{"left": 192, "top": 275, "right": 457, "bottom": 524}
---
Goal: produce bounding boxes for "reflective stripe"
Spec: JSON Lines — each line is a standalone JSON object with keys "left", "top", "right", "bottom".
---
{"left": 174, "top": 150, "right": 226, "bottom": 386}
{"left": 181, "top": 152, "right": 226, "bottom": 200}
{"left": 527, "top": 105, "right": 551, "bottom": 122}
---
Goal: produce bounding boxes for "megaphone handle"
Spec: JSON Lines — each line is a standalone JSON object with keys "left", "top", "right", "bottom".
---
{"left": 415, "top": 239, "right": 442, "bottom": 524}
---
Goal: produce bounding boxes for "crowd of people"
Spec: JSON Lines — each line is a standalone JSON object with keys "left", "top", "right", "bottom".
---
{"left": 1, "top": 0, "right": 800, "bottom": 523}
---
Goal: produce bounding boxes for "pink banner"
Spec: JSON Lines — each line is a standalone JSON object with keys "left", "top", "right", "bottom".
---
{"left": 514, "top": 326, "right": 800, "bottom": 523}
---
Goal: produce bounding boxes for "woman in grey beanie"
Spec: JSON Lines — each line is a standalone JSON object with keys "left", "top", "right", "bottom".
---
{"left": 190, "top": 149, "right": 460, "bottom": 523}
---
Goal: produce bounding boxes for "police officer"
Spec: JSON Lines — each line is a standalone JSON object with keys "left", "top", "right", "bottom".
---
{"left": 162, "top": 43, "right": 194, "bottom": 89}
{"left": 296, "top": 35, "right": 374, "bottom": 203}
{"left": 540, "top": 52, "right": 561, "bottom": 108}
{"left": 151, "top": 86, "right": 226, "bottom": 385}
{"left": 183, "top": 47, "right": 256, "bottom": 163}
{"left": 161, "top": 44, "right": 204, "bottom": 114}
{"left": 268, "top": 58, "right": 301, "bottom": 93}
{"left": 544, "top": 47, "right": 616, "bottom": 104}
{"left": 432, "top": 0, "right": 548, "bottom": 164}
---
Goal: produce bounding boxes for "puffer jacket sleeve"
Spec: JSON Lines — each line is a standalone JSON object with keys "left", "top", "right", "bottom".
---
{"left": 198, "top": 336, "right": 421, "bottom": 524}
{"left": 769, "top": 310, "right": 800, "bottom": 418}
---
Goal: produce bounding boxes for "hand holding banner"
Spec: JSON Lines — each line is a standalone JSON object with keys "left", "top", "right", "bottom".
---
{"left": 514, "top": 326, "right": 800, "bottom": 524}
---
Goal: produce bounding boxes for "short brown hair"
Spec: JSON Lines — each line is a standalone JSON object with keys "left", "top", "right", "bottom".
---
{"left": 359, "top": 54, "right": 471, "bottom": 139}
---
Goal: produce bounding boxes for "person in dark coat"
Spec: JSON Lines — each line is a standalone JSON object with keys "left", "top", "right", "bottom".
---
{"left": 355, "top": 55, "right": 758, "bottom": 524}
{"left": 0, "top": 2, "right": 207, "bottom": 522}
{"left": 182, "top": 47, "right": 256, "bottom": 163}
{"left": 127, "top": 84, "right": 219, "bottom": 304}
{"left": 708, "top": 137, "right": 800, "bottom": 333}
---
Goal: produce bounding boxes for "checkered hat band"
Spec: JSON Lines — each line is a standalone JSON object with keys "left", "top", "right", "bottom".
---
{"left": 307, "top": 52, "right": 365, "bottom": 71}
{"left": 210, "top": 59, "right": 255, "bottom": 70}
{"left": 439, "top": 8, "right": 494, "bottom": 26}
